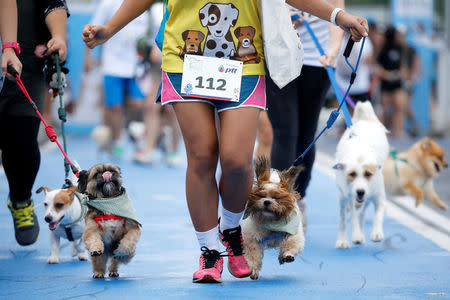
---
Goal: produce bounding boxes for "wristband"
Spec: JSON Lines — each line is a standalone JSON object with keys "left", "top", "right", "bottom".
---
{"left": 330, "top": 8, "right": 344, "bottom": 26}
{"left": 2, "top": 42, "right": 21, "bottom": 55}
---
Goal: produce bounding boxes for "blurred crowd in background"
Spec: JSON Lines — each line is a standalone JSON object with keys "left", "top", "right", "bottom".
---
{"left": 39, "top": 0, "right": 449, "bottom": 163}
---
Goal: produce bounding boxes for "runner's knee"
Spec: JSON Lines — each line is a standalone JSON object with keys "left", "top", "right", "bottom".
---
{"left": 220, "top": 154, "right": 253, "bottom": 178}
{"left": 188, "top": 146, "right": 219, "bottom": 174}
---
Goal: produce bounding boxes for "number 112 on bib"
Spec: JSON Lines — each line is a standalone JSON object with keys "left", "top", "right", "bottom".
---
{"left": 181, "top": 54, "right": 243, "bottom": 102}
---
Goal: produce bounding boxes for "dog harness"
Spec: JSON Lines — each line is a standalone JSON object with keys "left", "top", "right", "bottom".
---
{"left": 61, "top": 192, "right": 87, "bottom": 241}
{"left": 75, "top": 190, "right": 141, "bottom": 227}
{"left": 94, "top": 214, "right": 126, "bottom": 229}
{"left": 244, "top": 207, "right": 302, "bottom": 245}
{"left": 390, "top": 150, "right": 408, "bottom": 177}
{"left": 261, "top": 207, "right": 301, "bottom": 235}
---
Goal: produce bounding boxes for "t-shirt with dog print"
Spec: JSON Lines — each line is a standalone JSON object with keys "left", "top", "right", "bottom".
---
{"left": 161, "top": 0, "right": 265, "bottom": 76}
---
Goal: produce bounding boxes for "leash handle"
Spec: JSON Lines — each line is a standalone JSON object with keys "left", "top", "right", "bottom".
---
{"left": 343, "top": 36, "right": 355, "bottom": 58}
{"left": 7, "top": 65, "right": 19, "bottom": 77}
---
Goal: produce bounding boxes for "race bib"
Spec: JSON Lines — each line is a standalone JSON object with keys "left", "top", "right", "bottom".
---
{"left": 181, "top": 54, "right": 243, "bottom": 102}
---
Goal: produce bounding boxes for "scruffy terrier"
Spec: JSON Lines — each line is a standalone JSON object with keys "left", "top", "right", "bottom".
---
{"left": 243, "top": 157, "right": 305, "bottom": 280}
{"left": 78, "top": 163, "right": 141, "bottom": 278}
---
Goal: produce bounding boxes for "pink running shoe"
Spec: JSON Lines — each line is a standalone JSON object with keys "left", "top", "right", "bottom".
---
{"left": 219, "top": 225, "right": 251, "bottom": 278}
{"left": 192, "top": 247, "right": 224, "bottom": 283}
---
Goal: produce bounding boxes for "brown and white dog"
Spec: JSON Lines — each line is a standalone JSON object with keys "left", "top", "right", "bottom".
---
{"left": 383, "top": 137, "right": 448, "bottom": 210}
{"left": 78, "top": 163, "right": 141, "bottom": 278}
{"left": 243, "top": 157, "right": 305, "bottom": 280}
{"left": 334, "top": 102, "right": 389, "bottom": 248}
{"left": 37, "top": 185, "right": 88, "bottom": 264}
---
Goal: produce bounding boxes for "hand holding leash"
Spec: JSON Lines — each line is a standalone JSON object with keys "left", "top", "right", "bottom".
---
{"left": 2, "top": 49, "right": 22, "bottom": 79}
{"left": 334, "top": 11, "right": 368, "bottom": 42}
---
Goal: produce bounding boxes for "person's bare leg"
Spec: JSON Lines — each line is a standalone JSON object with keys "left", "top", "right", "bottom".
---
{"left": 379, "top": 91, "right": 391, "bottom": 128}
{"left": 126, "top": 99, "right": 144, "bottom": 123}
{"left": 104, "top": 106, "right": 123, "bottom": 142}
{"left": 219, "top": 108, "right": 260, "bottom": 212}
{"left": 144, "top": 101, "right": 162, "bottom": 152}
{"left": 392, "top": 89, "right": 408, "bottom": 137}
{"left": 142, "top": 78, "right": 163, "bottom": 153}
{"left": 43, "top": 87, "right": 55, "bottom": 126}
{"left": 173, "top": 102, "right": 219, "bottom": 231}
{"left": 164, "top": 105, "right": 181, "bottom": 153}
{"left": 254, "top": 110, "right": 273, "bottom": 159}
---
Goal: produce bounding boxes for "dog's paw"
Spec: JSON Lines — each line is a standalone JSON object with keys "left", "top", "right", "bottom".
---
{"left": 433, "top": 196, "right": 448, "bottom": 210}
{"left": 250, "top": 270, "right": 259, "bottom": 280}
{"left": 90, "top": 250, "right": 103, "bottom": 256}
{"left": 78, "top": 252, "right": 89, "bottom": 261}
{"left": 108, "top": 272, "right": 119, "bottom": 277}
{"left": 279, "top": 253, "right": 295, "bottom": 264}
{"left": 352, "top": 233, "right": 365, "bottom": 244}
{"left": 114, "top": 245, "right": 135, "bottom": 258}
{"left": 71, "top": 246, "right": 78, "bottom": 257}
{"left": 439, "top": 203, "right": 448, "bottom": 210}
{"left": 370, "top": 231, "right": 384, "bottom": 242}
{"left": 335, "top": 239, "right": 351, "bottom": 249}
{"left": 93, "top": 272, "right": 105, "bottom": 279}
{"left": 47, "top": 256, "right": 60, "bottom": 264}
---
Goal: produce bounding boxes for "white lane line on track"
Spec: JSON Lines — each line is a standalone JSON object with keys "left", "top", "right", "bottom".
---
{"left": 315, "top": 151, "right": 450, "bottom": 251}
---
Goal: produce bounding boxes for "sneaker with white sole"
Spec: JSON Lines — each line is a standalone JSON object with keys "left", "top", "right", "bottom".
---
{"left": 133, "top": 150, "right": 157, "bottom": 165}
{"left": 192, "top": 247, "right": 224, "bottom": 283}
{"left": 219, "top": 224, "right": 251, "bottom": 278}
{"left": 165, "top": 152, "right": 181, "bottom": 167}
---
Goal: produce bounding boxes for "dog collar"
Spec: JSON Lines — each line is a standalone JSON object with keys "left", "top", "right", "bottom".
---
{"left": 61, "top": 192, "right": 87, "bottom": 229}
{"left": 390, "top": 150, "right": 408, "bottom": 177}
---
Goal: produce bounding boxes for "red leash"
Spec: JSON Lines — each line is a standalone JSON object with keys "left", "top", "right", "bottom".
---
{"left": 7, "top": 66, "right": 80, "bottom": 178}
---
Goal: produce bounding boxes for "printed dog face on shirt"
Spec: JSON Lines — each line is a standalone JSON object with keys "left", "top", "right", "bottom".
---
{"left": 175, "top": 2, "right": 261, "bottom": 65}
{"left": 177, "top": 30, "right": 205, "bottom": 59}
{"left": 199, "top": 3, "right": 239, "bottom": 58}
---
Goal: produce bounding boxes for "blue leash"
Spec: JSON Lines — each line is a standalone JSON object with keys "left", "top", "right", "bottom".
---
{"left": 301, "top": 19, "right": 353, "bottom": 127}
{"left": 292, "top": 18, "right": 366, "bottom": 166}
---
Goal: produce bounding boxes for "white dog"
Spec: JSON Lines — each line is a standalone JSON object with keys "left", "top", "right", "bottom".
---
{"left": 334, "top": 102, "right": 389, "bottom": 248}
{"left": 37, "top": 185, "right": 88, "bottom": 263}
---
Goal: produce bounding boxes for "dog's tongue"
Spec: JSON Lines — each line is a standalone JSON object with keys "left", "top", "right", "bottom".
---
{"left": 102, "top": 171, "right": 113, "bottom": 182}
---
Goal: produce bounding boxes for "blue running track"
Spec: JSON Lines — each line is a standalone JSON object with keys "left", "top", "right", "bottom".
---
{"left": 0, "top": 135, "right": 448, "bottom": 299}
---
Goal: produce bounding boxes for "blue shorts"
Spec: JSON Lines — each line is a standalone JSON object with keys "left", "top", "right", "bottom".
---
{"left": 103, "top": 75, "right": 145, "bottom": 107}
{"left": 156, "top": 71, "right": 266, "bottom": 113}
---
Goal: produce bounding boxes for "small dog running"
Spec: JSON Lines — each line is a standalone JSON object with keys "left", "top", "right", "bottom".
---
{"left": 383, "top": 137, "right": 448, "bottom": 210}
{"left": 243, "top": 157, "right": 305, "bottom": 280}
{"left": 78, "top": 163, "right": 141, "bottom": 278}
{"left": 334, "top": 102, "right": 389, "bottom": 248}
{"left": 37, "top": 185, "right": 88, "bottom": 264}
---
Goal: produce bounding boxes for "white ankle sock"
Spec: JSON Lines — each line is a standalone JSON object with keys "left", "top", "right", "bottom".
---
{"left": 195, "top": 225, "right": 220, "bottom": 251}
{"left": 220, "top": 207, "right": 244, "bottom": 231}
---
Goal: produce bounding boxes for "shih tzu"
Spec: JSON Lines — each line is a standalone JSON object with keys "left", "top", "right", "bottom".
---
{"left": 243, "top": 157, "right": 305, "bottom": 280}
{"left": 78, "top": 163, "right": 141, "bottom": 278}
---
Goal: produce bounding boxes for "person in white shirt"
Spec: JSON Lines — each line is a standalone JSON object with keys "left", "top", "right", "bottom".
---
{"left": 85, "top": 0, "right": 149, "bottom": 157}
{"left": 265, "top": 0, "right": 345, "bottom": 230}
